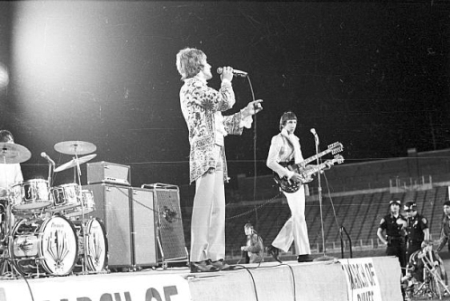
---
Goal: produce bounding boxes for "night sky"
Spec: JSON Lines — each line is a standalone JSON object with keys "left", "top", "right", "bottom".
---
{"left": 0, "top": 1, "right": 449, "bottom": 193}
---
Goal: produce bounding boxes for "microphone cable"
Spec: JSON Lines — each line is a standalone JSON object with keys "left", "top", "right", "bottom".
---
{"left": 245, "top": 75, "right": 257, "bottom": 202}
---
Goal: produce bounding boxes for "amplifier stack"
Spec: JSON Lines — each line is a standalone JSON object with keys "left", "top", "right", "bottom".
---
{"left": 84, "top": 182, "right": 188, "bottom": 270}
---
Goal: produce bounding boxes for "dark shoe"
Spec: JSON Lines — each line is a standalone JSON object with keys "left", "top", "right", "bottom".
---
{"left": 267, "top": 245, "right": 282, "bottom": 263}
{"left": 190, "top": 261, "right": 218, "bottom": 273}
{"left": 297, "top": 254, "right": 313, "bottom": 262}
{"left": 209, "top": 259, "right": 234, "bottom": 271}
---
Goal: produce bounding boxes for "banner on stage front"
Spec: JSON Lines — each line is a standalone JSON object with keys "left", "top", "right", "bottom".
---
{"left": 340, "top": 258, "right": 382, "bottom": 301}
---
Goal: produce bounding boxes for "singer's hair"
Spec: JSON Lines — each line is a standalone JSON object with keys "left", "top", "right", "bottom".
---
{"left": 279, "top": 111, "right": 297, "bottom": 131}
{"left": 0, "top": 130, "right": 13, "bottom": 143}
{"left": 176, "top": 47, "right": 206, "bottom": 80}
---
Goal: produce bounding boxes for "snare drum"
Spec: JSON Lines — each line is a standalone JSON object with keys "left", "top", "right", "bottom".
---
{"left": 11, "top": 179, "right": 52, "bottom": 211}
{"left": 50, "top": 183, "right": 81, "bottom": 212}
{"left": 10, "top": 215, "right": 78, "bottom": 276}
{"left": 65, "top": 190, "right": 95, "bottom": 218}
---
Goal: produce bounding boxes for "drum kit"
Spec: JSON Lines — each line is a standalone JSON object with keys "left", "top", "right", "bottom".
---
{"left": 0, "top": 141, "right": 108, "bottom": 278}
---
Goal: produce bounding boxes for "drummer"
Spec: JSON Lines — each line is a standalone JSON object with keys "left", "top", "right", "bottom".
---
{"left": 0, "top": 130, "right": 24, "bottom": 195}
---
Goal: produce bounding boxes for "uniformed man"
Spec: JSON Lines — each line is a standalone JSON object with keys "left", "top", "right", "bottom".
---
{"left": 437, "top": 200, "right": 450, "bottom": 254}
{"left": 377, "top": 199, "right": 408, "bottom": 274}
{"left": 403, "top": 201, "right": 430, "bottom": 262}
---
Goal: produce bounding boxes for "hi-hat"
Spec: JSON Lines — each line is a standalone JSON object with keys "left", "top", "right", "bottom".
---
{"left": 0, "top": 143, "right": 31, "bottom": 164}
{"left": 54, "top": 141, "right": 96, "bottom": 155}
{"left": 54, "top": 154, "right": 97, "bottom": 173}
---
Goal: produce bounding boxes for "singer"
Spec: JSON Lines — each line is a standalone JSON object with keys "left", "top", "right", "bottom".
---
{"left": 266, "top": 112, "right": 312, "bottom": 263}
{"left": 176, "top": 47, "right": 263, "bottom": 273}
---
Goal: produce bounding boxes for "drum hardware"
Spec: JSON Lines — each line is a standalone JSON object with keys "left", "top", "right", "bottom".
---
{"left": 53, "top": 141, "right": 98, "bottom": 275}
{"left": 49, "top": 183, "right": 82, "bottom": 212}
{"left": 0, "top": 143, "right": 32, "bottom": 164}
{"left": 0, "top": 140, "right": 106, "bottom": 278}
{"left": 0, "top": 193, "right": 26, "bottom": 278}
{"left": 9, "top": 215, "right": 78, "bottom": 276}
{"left": 71, "top": 218, "right": 108, "bottom": 274}
{"left": 54, "top": 141, "right": 96, "bottom": 156}
{"left": 11, "top": 179, "right": 52, "bottom": 212}
{"left": 54, "top": 154, "right": 97, "bottom": 173}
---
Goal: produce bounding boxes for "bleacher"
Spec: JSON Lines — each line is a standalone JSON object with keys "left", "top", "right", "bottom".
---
{"left": 179, "top": 147, "right": 450, "bottom": 258}
{"left": 218, "top": 186, "right": 448, "bottom": 257}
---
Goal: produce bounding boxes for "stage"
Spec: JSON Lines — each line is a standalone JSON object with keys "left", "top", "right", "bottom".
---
{"left": 0, "top": 256, "right": 403, "bottom": 301}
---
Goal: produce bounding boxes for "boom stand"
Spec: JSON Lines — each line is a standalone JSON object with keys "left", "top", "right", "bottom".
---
{"left": 312, "top": 132, "right": 336, "bottom": 262}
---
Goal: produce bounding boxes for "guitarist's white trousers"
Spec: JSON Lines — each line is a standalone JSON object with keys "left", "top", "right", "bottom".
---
{"left": 272, "top": 185, "right": 311, "bottom": 255}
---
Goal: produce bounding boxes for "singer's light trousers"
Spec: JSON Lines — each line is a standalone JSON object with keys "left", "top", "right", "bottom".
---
{"left": 272, "top": 185, "right": 311, "bottom": 255}
{"left": 190, "top": 145, "right": 226, "bottom": 262}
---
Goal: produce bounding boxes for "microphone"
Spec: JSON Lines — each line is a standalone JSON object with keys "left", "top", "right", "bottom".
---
{"left": 217, "top": 67, "right": 248, "bottom": 77}
{"left": 41, "top": 152, "right": 55, "bottom": 166}
{"left": 311, "top": 128, "right": 319, "bottom": 146}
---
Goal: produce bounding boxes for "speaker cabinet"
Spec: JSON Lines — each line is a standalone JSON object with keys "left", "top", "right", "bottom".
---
{"left": 85, "top": 183, "right": 187, "bottom": 269}
{"left": 142, "top": 184, "right": 188, "bottom": 263}
{"left": 85, "top": 184, "right": 133, "bottom": 268}
{"left": 130, "top": 188, "right": 158, "bottom": 266}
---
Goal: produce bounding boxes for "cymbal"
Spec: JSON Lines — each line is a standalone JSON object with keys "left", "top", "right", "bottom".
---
{"left": 54, "top": 141, "right": 96, "bottom": 155}
{"left": 54, "top": 154, "right": 97, "bottom": 173}
{"left": 0, "top": 143, "right": 31, "bottom": 164}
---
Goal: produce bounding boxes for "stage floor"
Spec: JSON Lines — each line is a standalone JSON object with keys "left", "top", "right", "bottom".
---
{"left": 0, "top": 257, "right": 403, "bottom": 301}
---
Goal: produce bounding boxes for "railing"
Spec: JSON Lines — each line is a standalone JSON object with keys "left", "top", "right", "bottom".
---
{"left": 389, "top": 175, "right": 433, "bottom": 192}
{"left": 224, "top": 237, "right": 445, "bottom": 261}
{"left": 306, "top": 175, "right": 434, "bottom": 196}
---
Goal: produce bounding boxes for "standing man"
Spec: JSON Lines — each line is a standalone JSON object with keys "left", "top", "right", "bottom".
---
{"left": 403, "top": 201, "right": 430, "bottom": 262}
{"left": 176, "top": 47, "right": 263, "bottom": 273}
{"left": 266, "top": 111, "right": 312, "bottom": 263}
{"left": 377, "top": 199, "right": 408, "bottom": 273}
{"left": 436, "top": 200, "right": 450, "bottom": 254}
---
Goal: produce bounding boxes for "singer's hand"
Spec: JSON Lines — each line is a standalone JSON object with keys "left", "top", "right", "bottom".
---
{"left": 220, "top": 66, "right": 234, "bottom": 82}
{"left": 242, "top": 99, "right": 263, "bottom": 118}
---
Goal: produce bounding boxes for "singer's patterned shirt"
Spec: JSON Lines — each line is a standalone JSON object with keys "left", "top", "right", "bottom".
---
{"left": 180, "top": 76, "right": 243, "bottom": 183}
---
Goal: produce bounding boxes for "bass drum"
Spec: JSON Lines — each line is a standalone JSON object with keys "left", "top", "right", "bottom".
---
{"left": 10, "top": 215, "right": 78, "bottom": 276}
{"left": 73, "top": 218, "right": 108, "bottom": 273}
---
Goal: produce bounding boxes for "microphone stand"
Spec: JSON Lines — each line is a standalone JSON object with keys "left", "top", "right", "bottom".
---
{"left": 312, "top": 131, "right": 335, "bottom": 262}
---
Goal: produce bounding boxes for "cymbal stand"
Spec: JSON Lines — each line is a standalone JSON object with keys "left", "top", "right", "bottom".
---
{"left": 73, "top": 152, "right": 88, "bottom": 275}
{"left": 0, "top": 157, "right": 17, "bottom": 277}
{"left": 0, "top": 191, "right": 22, "bottom": 278}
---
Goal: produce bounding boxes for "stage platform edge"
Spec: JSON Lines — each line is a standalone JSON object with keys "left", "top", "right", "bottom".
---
{"left": 0, "top": 256, "right": 402, "bottom": 301}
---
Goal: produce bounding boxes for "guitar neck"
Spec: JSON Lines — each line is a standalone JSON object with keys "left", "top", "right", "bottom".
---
{"left": 303, "top": 161, "right": 332, "bottom": 177}
{"left": 299, "top": 148, "right": 333, "bottom": 167}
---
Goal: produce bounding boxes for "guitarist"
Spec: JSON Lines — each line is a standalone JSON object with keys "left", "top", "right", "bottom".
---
{"left": 266, "top": 112, "right": 312, "bottom": 263}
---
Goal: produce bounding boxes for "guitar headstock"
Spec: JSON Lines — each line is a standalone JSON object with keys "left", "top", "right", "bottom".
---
{"left": 327, "top": 142, "right": 344, "bottom": 155}
{"left": 333, "top": 154, "right": 345, "bottom": 164}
